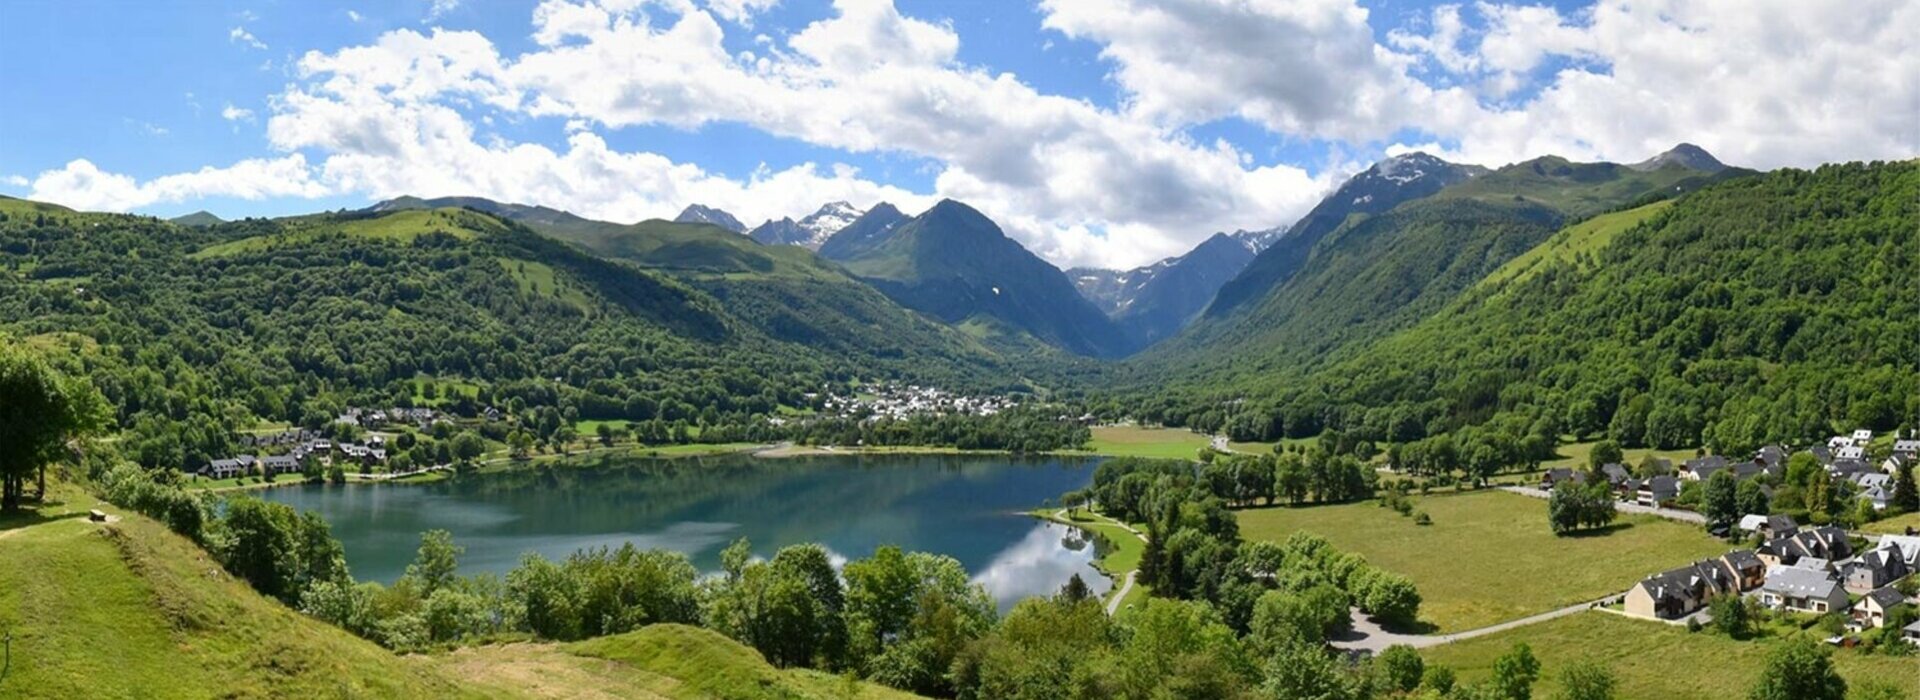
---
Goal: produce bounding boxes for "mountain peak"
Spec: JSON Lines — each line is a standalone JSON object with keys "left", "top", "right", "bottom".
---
{"left": 169, "top": 210, "right": 225, "bottom": 227}
{"left": 747, "top": 201, "right": 865, "bottom": 249}
{"left": 674, "top": 204, "right": 747, "bottom": 233}
{"left": 1630, "top": 143, "right": 1726, "bottom": 173}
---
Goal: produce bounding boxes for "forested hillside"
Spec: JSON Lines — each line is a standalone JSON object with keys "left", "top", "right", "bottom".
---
{"left": 372, "top": 197, "right": 1006, "bottom": 379}
{"left": 1143, "top": 161, "right": 1918, "bottom": 451}
{"left": 0, "top": 198, "right": 1013, "bottom": 471}
{"left": 1132, "top": 153, "right": 1749, "bottom": 411}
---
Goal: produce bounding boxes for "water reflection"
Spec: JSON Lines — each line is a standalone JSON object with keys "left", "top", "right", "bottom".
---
{"left": 262, "top": 453, "right": 1105, "bottom": 611}
{"left": 971, "top": 520, "right": 1113, "bottom": 605}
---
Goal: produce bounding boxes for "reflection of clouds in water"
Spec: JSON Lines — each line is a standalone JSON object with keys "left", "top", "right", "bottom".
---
{"left": 451, "top": 521, "right": 740, "bottom": 575}
{"left": 970, "top": 521, "right": 1112, "bottom": 611}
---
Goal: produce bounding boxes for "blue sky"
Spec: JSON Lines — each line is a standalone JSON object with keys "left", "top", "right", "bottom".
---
{"left": 3, "top": 0, "right": 1911, "bottom": 269}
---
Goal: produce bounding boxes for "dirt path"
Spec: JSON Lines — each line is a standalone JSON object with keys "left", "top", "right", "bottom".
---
{"left": 1330, "top": 593, "right": 1623, "bottom": 652}
{"left": 1047, "top": 508, "right": 1148, "bottom": 616}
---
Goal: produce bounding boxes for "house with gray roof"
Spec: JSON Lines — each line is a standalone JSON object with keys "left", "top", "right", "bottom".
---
{"left": 1737, "top": 513, "right": 1797, "bottom": 540}
{"left": 1851, "top": 587, "right": 1910, "bottom": 629}
{"left": 1760, "top": 567, "right": 1848, "bottom": 614}
{"left": 1844, "top": 547, "right": 1912, "bottom": 594}
{"left": 1625, "top": 559, "right": 1738, "bottom": 620}
{"left": 1681, "top": 455, "right": 1731, "bottom": 482}
{"left": 1636, "top": 475, "right": 1680, "bottom": 506}
{"left": 1757, "top": 526, "right": 1852, "bottom": 568}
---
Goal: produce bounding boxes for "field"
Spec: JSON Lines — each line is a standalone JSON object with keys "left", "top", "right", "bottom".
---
{"left": 1084, "top": 425, "right": 1213, "bottom": 459}
{"left": 1238, "top": 490, "right": 1731, "bottom": 631}
{"left": 1537, "top": 439, "right": 1699, "bottom": 472}
{"left": 1422, "top": 612, "right": 1917, "bottom": 700}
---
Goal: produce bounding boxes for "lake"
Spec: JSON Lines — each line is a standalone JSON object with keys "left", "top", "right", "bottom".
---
{"left": 261, "top": 452, "right": 1110, "bottom": 610}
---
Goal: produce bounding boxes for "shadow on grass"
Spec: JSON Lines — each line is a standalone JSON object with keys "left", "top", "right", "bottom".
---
{"left": 0, "top": 505, "right": 88, "bottom": 533}
{"left": 1561, "top": 522, "right": 1637, "bottom": 538}
{"left": 1378, "top": 619, "right": 1440, "bottom": 635}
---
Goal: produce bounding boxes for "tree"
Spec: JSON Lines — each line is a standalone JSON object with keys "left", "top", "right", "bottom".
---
{"left": 1735, "top": 478, "right": 1770, "bottom": 519}
{"left": 1709, "top": 594, "right": 1751, "bottom": 639}
{"left": 1892, "top": 460, "right": 1919, "bottom": 514}
{"left": 0, "top": 346, "right": 109, "bottom": 510}
{"left": 450, "top": 431, "right": 486, "bottom": 467}
{"left": 405, "top": 529, "right": 463, "bottom": 598}
{"left": 1490, "top": 642, "right": 1540, "bottom": 700}
{"left": 1588, "top": 440, "right": 1623, "bottom": 472}
{"left": 1553, "top": 659, "right": 1616, "bottom": 700}
{"left": 1747, "top": 637, "right": 1845, "bottom": 700}
{"left": 1376, "top": 644, "right": 1425, "bottom": 694}
{"left": 1057, "top": 573, "right": 1093, "bottom": 604}
{"left": 1702, "top": 470, "right": 1740, "bottom": 535}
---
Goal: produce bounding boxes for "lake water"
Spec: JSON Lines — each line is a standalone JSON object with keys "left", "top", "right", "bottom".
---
{"left": 261, "top": 453, "right": 1110, "bottom": 611}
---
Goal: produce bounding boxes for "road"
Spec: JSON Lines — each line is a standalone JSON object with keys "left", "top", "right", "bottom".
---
{"left": 1330, "top": 593, "right": 1624, "bottom": 652}
{"left": 1500, "top": 485, "right": 1707, "bottom": 524}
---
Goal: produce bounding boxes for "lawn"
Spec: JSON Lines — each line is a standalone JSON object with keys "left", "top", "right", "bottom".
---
{"left": 1422, "top": 612, "right": 1916, "bottom": 700}
{"left": 1538, "top": 439, "right": 1698, "bottom": 472}
{"left": 1085, "top": 425, "right": 1213, "bottom": 460}
{"left": 1864, "top": 510, "right": 1920, "bottom": 535}
{"left": 1237, "top": 490, "right": 1731, "bottom": 631}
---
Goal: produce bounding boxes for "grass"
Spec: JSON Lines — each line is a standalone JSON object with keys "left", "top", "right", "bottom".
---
{"left": 499, "top": 257, "right": 594, "bottom": 311}
{"left": 192, "top": 208, "right": 505, "bottom": 259}
{"left": 0, "top": 484, "right": 484, "bottom": 698}
{"left": 0, "top": 481, "right": 930, "bottom": 699}
{"left": 1237, "top": 490, "right": 1732, "bottom": 632}
{"left": 1864, "top": 510, "right": 1920, "bottom": 535}
{"left": 1084, "top": 425, "right": 1213, "bottom": 460}
{"left": 1422, "top": 612, "right": 1917, "bottom": 700}
{"left": 1475, "top": 200, "right": 1672, "bottom": 291}
{"left": 1538, "top": 439, "right": 1698, "bottom": 472}
{"left": 1032, "top": 508, "right": 1154, "bottom": 614}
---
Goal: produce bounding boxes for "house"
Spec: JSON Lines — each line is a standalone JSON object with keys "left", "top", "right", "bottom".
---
{"left": 201, "top": 457, "right": 249, "bottom": 479}
{"left": 1853, "top": 429, "right": 1875, "bottom": 444}
{"left": 1810, "top": 444, "right": 1835, "bottom": 465}
{"left": 1837, "top": 445, "right": 1867, "bottom": 461}
{"left": 1852, "top": 587, "right": 1910, "bottom": 629}
{"left": 1637, "top": 475, "right": 1680, "bottom": 506}
{"left": 1893, "top": 439, "right": 1920, "bottom": 458}
{"left": 1843, "top": 547, "right": 1911, "bottom": 594}
{"left": 1854, "top": 473, "right": 1894, "bottom": 511}
{"left": 1599, "top": 463, "right": 1632, "bottom": 486}
{"left": 1885, "top": 453, "right": 1913, "bottom": 476}
{"left": 1625, "top": 559, "right": 1739, "bottom": 619}
{"left": 1755, "top": 445, "right": 1789, "bottom": 473}
{"left": 1759, "top": 567, "right": 1849, "bottom": 614}
{"left": 1827, "top": 458, "right": 1873, "bottom": 479}
{"left": 1757, "top": 526, "right": 1853, "bottom": 567}
{"left": 1904, "top": 619, "right": 1920, "bottom": 646}
{"left": 1720, "top": 549, "right": 1767, "bottom": 591}
{"left": 1876, "top": 535, "right": 1920, "bottom": 568}
{"left": 1540, "top": 468, "right": 1587, "bottom": 490}
{"left": 1681, "top": 455, "right": 1730, "bottom": 482}
{"left": 1738, "top": 513, "right": 1798, "bottom": 539}
{"left": 259, "top": 454, "right": 301, "bottom": 475}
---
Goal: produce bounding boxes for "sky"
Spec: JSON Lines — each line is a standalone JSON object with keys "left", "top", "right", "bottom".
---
{"left": 2, "top": 0, "right": 1914, "bottom": 270}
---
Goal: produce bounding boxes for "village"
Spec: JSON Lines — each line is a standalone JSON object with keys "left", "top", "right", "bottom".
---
{"left": 809, "top": 383, "right": 1017, "bottom": 421}
{"left": 1542, "top": 429, "right": 1920, "bottom": 649}
{"left": 193, "top": 406, "right": 474, "bottom": 481}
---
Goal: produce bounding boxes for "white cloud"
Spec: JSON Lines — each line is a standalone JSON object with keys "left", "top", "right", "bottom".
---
{"left": 347, "top": 10, "right": 364, "bottom": 23}
{"left": 1, "top": 175, "right": 28, "bottom": 187}
{"left": 221, "top": 103, "right": 256, "bottom": 122}
{"left": 426, "top": 0, "right": 461, "bottom": 21}
{"left": 229, "top": 26, "right": 268, "bottom": 50}
{"left": 34, "top": 0, "right": 1918, "bottom": 270}
{"left": 28, "top": 156, "right": 327, "bottom": 212}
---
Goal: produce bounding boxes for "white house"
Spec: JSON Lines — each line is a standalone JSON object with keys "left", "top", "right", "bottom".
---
{"left": 1760, "top": 567, "right": 1849, "bottom": 614}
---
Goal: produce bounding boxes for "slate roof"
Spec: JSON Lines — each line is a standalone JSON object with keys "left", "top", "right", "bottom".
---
{"left": 1862, "top": 587, "right": 1907, "bottom": 610}
{"left": 1764, "top": 567, "right": 1842, "bottom": 598}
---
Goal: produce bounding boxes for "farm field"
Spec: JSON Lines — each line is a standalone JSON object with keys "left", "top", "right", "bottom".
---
{"left": 1238, "top": 490, "right": 1731, "bottom": 631}
{"left": 1084, "top": 425, "right": 1214, "bottom": 459}
{"left": 1422, "top": 612, "right": 1917, "bottom": 700}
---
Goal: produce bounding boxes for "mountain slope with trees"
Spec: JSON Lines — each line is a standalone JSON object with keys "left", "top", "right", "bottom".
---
{"left": 1160, "top": 161, "right": 1917, "bottom": 450}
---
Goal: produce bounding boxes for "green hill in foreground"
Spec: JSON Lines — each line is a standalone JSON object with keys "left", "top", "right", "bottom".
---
{"left": 0, "top": 486, "right": 922, "bottom": 700}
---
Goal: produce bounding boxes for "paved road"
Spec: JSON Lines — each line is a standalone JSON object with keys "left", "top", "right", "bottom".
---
{"left": 1106, "top": 571, "right": 1138, "bottom": 615}
{"left": 1330, "top": 593, "right": 1624, "bottom": 652}
{"left": 1501, "top": 485, "right": 1707, "bottom": 524}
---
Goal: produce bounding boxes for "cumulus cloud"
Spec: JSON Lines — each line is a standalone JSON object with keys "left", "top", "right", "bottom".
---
{"left": 229, "top": 26, "right": 267, "bottom": 50}
{"left": 1, "top": 175, "right": 28, "bottom": 187}
{"left": 221, "top": 103, "right": 256, "bottom": 122}
{"left": 27, "top": 156, "right": 327, "bottom": 212}
{"left": 34, "top": 0, "right": 1919, "bottom": 269}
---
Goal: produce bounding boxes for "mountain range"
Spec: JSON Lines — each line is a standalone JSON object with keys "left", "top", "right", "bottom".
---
{"left": 1070, "top": 232, "right": 1258, "bottom": 348}
{"left": 746, "top": 201, "right": 864, "bottom": 249}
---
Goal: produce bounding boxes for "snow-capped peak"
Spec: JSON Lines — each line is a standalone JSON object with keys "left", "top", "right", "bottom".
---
{"left": 1372, "top": 152, "right": 1445, "bottom": 184}
{"left": 797, "top": 201, "right": 863, "bottom": 247}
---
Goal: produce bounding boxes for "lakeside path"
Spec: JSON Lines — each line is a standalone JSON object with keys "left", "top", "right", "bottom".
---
{"left": 1500, "top": 485, "right": 1707, "bottom": 525}
{"left": 1034, "top": 508, "right": 1148, "bottom": 616}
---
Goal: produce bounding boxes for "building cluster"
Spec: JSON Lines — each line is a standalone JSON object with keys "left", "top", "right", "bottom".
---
{"left": 1542, "top": 429, "right": 1918, "bottom": 512}
{"left": 335, "top": 406, "right": 444, "bottom": 429}
{"left": 1624, "top": 521, "right": 1919, "bottom": 646}
{"left": 200, "top": 433, "right": 390, "bottom": 480}
{"left": 816, "top": 384, "right": 1015, "bottom": 421}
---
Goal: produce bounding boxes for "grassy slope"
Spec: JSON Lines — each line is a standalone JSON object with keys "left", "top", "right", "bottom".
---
{"left": 1472, "top": 200, "right": 1673, "bottom": 291}
{"left": 0, "top": 484, "right": 923, "bottom": 699}
{"left": 0, "top": 486, "right": 484, "bottom": 699}
{"left": 1423, "top": 612, "right": 1916, "bottom": 700}
{"left": 192, "top": 208, "right": 505, "bottom": 258}
{"left": 1237, "top": 490, "right": 1731, "bottom": 631}
{"left": 1083, "top": 425, "right": 1214, "bottom": 460}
